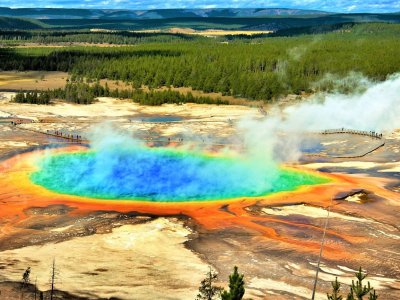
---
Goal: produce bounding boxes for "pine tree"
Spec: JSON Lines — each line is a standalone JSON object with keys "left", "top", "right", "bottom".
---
{"left": 221, "top": 266, "right": 245, "bottom": 300}
{"left": 196, "top": 268, "right": 223, "bottom": 300}
{"left": 22, "top": 266, "right": 31, "bottom": 287}
{"left": 327, "top": 277, "right": 343, "bottom": 300}
{"left": 350, "top": 267, "right": 373, "bottom": 300}
{"left": 327, "top": 268, "right": 379, "bottom": 300}
{"left": 347, "top": 288, "right": 355, "bottom": 300}
{"left": 368, "top": 290, "right": 378, "bottom": 300}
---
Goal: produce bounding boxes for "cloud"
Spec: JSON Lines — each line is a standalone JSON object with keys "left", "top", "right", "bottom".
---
{"left": 2, "top": 0, "right": 400, "bottom": 13}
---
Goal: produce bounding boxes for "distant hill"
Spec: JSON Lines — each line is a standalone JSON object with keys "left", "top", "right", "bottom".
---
{"left": 0, "top": 16, "right": 47, "bottom": 29}
{"left": 0, "top": 8, "right": 400, "bottom": 31}
{"left": 0, "top": 7, "right": 330, "bottom": 20}
{"left": 36, "top": 14, "right": 400, "bottom": 31}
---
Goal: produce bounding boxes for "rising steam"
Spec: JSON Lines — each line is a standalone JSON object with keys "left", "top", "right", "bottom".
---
{"left": 238, "top": 73, "right": 400, "bottom": 162}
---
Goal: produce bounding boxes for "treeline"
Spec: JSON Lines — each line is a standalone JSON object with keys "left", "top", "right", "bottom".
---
{"left": 13, "top": 91, "right": 51, "bottom": 104}
{"left": 12, "top": 82, "right": 227, "bottom": 105}
{"left": 132, "top": 89, "right": 228, "bottom": 105}
{"left": 2, "top": 25, "right": 400, "bottom": 101}
{"left": 13, "top": 83, "right": 105, "bottom": 104}
{"left": 50, "top": 82, "right": 101, "bottom": 104}
{"left": 13, "top": 83, "right": 110, "bottom": 105}
{"left": 0, "top": 30, "right": 202, "bottom": 45}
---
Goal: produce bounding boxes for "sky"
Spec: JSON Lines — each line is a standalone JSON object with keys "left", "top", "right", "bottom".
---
{"left": 1, "top": 0, "right": 400, "bottom": 13}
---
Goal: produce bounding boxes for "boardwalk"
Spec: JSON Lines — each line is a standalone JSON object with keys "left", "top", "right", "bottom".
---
{"left": 322, "top": 128, "right": 383, "bottom": 139}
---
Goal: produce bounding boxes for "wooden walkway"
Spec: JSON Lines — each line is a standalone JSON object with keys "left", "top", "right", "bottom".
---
{"left": 13, "top": 124, "right": 386, "bottom": 158}
{"left": 321, "top": 128, "right": 383, "bottom": 139}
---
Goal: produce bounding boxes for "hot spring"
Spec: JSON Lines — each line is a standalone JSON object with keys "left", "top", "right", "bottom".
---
{"left": 30, "top": 147, "right": 329, "bottom": 202}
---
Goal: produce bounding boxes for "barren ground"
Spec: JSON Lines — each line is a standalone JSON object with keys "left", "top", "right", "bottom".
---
{"left": 0, "top": 71, "right": 68, "bottom": 91}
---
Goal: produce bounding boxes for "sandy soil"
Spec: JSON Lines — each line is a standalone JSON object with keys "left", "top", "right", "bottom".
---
{"left": 133, "top": 28, "right": 273, "bottom": 36}
{"left": 249, "top": 277, "right": 326, "bottom": 299}
{"left": 306, "top": 161, "right": 381, "bottom": 170}
{"left": 0, "top": 96, "right": 141, "bottom": 119}
{"left": 306, "top": 161, "right": 400, "bottom": 173}
{"left": 261, "top": 204, "right": 373, "bottom": 223}
{"left": 0, "top": 94, "right": 256, "bottom": 142}
{"left": 0, "top": 71, "right": 68, "bottom": 91}
{"left": 0, "top": 218, "right": 209, "bottom": 300}
{"left": 170, "top": 28, "right": 273, "bottom": 36}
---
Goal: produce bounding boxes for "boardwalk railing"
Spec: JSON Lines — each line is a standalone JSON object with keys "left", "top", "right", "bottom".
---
{"left": 321, "top": 128, "right": 383, "bottom": 139}
{"left": 45, "top": 130, "right": 83, "bottom": 143}
{"left": 15, "top": 127, "right": 234, "bottom": 146}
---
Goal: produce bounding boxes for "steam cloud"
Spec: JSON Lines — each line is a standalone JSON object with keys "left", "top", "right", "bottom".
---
{"left": 238, "top": 73, "right": 400, "bottom": 162}
{"left": 87, "top": 74, "right": 400, "bottom": 168}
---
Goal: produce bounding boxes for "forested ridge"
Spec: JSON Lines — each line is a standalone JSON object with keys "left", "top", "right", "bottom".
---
{"left": 0, "top": 30, "right": 204, "bottom": 45}
{"left": 2, "top": 23, "right": 400, "bottom": 101}
{"left": 13, "top": 82, "right": 227, "bottom": 105}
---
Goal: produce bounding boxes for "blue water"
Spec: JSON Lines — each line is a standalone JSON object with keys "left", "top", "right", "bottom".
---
{"left": 30, "top": 148, "right": 328, "bottom": 202}
{"left": 132, "top": 116, "right": 183, "bottom": 123}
